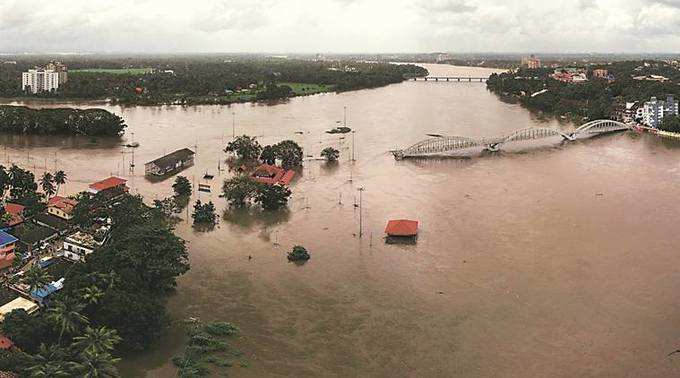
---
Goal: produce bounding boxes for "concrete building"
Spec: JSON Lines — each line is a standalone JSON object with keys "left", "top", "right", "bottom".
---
{"left": 638, "top": 95, "right": 679, "bottom": 128}
{"left": 521, "top": 55, "right": 541, "bottom": 69}
{"left": 22, "top": 69, "right": 60, "bottom": 94}
{"left": 63, "top": 231, "right": 101, "bottom": 262}
{"left": 44, "top": 61, "right": 68, "bottom": 84}
{"left": 144, "top": 148, "right": 195, "bottom": 176}
{"left": 47, "top": 196, "right": 78, "bottom": 220}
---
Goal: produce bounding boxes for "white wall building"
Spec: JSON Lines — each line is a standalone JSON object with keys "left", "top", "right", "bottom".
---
{"left": 21, "top": 69, "right": 60, "bottom": 94}
{"left": 63, "top": 231, "right": 102, "bottom": 262}
{"left": 638, "top": 95, "right": 679, "bottom": 128}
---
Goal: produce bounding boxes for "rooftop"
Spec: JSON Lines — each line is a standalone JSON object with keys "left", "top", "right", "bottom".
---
{"left": 251, "top": 164, "right": 295, "bottom": 186}
{"left": 0, "top": 297, "right": 39, "bottom": 321}
{"left": 89, "top": 176, "right": 127, "bottom": 192}
{"left": 146, "top": 148, "right": 195, "bottom": 169}
{"left": 48, "top": 196, "right": 78, "bottom": 213}
{"left": 0, "top": 231, "right": 18, "bottom": 247}
{"left": 66, "top": 231, "right": 100, "bottom": 249}
{"left": 385, "top": 219, "right": 419, "bottom": 237}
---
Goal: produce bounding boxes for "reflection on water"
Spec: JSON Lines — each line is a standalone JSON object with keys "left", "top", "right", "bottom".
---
{"left": 3, "top": 65, "right": 680, "bottom": 377}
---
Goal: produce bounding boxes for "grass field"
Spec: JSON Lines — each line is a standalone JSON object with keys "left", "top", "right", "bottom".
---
{"left": 71, "top": 68, "right": 153, "bottom": 75}
{"left": 280, "top": 82, "right": 334, "bottom": 95}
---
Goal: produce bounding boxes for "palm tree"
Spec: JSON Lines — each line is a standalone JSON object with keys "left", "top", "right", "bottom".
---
{"left": 72, "top": 326, "right": 122, "bottom": 355}
{"left": 26, "top": 343, "right": 73, "bottom": 378}
{"left": 81, "top": 286, "right": 104, "bottom": 305}
{"left": 41, "top": 172, "right": 56, "bottom": 199}
{"left": 23, "top": 264, "right": 53, "bottom": 294}
{"left": 46, "top": 299, "right": 89, "bottom": 343}
{"left": 53, "top": 170, "right": 67, "bottom": 196}
{"left": 69, "top": 350, "right": 121, "bottom": 378}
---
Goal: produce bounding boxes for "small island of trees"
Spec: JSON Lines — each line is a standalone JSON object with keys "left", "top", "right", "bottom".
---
{"left": 0, "top": 105, "right": 127, "bottom": 136}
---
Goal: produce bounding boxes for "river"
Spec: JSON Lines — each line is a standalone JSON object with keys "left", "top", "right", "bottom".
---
{"left": 3, "top": 64, "right": 680, "bottom": 377}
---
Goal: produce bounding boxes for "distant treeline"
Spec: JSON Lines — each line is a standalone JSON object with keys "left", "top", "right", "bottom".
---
{"left": 0, "top": 56, "right": 428, "bottom": 105}
{"left": 486, "top": 60, "right": 680, "bottom": 121}
{"left": 0, "top": 105, "right": 126, "bottom": 136}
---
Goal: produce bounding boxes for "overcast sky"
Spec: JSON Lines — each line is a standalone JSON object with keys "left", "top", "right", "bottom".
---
{"left": 2, "top": 0, "right": 680, "bottom": 53}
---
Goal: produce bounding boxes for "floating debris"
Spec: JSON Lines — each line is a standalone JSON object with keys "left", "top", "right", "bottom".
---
{"left": 326, "top": 126, "right": 351, "bottom": 134}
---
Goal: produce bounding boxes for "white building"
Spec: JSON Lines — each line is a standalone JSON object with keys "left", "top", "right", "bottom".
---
{"left": 22, "top": 69, "right": 60, "bottom": 94}
{"left": 63, "top": 231, "right": 102, "bottom": 262}
{"left": 637, "top": 95, "right": 679, "bottom": 128}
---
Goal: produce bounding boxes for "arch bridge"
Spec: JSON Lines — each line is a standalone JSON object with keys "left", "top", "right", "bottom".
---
{"left": 392, "top": 120, "right": 632, "bottom": 159}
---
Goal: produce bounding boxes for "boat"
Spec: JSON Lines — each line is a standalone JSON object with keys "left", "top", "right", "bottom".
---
{"left": 125, "top": 141, "right": 140, "bottom": 148}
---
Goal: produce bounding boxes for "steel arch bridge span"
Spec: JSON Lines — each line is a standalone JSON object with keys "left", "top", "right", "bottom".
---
{"left": 570, "top": 119, "right": 631, "bottom": 138}
{"left": 392, "top": 120, "right": 634, "bottom": 159}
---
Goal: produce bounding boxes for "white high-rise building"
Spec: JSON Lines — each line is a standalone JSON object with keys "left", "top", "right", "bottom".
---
{"left": 21, "top": 69, "right": 60, "bottom": 94}
{"left": 637, "top": 95, "right": 679, "bottom": 128}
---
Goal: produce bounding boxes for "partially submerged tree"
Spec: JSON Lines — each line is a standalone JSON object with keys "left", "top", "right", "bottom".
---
{"left": 222, "top": 175, "right": 259, "bottom": 207}
{"left": 273, "top": 140, "right": 303, "bottom": 169}
{"left": 224, "top": 135, "right": 262, "bottom": 162}
{"left": 172, "top": 176, "right": 192, "bottom": 197}
{"left": 254, "top": 184, "right": 291, "bottom": 211}
{"left": 192, "top": 200, "right": 217, "bottom": 225}
{"left": 260, "top": 145, "right": 277, "bottom": 165}
{"left": 321, "top": 147, "right": 340, "bottom": 163}
{"left": 287, "top": 245, "right": 310, "bottom": 263}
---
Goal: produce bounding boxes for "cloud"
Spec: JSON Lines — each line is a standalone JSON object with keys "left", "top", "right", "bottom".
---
{"left": 1, "top": 0, "right": 680, "bottom": 53}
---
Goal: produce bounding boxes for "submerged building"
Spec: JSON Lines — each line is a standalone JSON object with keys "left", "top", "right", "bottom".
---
{"left": 144, "top": 148, "right": 195, "bottom": 176}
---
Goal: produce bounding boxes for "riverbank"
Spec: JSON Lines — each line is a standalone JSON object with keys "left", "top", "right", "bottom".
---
{"left": 3, "top": 64, "right": 680, "bottom": 377}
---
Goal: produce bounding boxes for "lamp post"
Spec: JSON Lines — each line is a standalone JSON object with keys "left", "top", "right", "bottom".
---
{"left": 357, "top": 187, "right": 365, "bottom": 238}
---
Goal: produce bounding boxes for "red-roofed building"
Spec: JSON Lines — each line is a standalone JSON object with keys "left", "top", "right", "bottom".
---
{"left": 1, "top": 203, "right": 25, "bottom": 227}
{"left": 251, "top": 164, "right": 295, "bottom": 186}
{"left": 47, "top": 196, "right": 79, "bottom": 220}
{"left": 385, "top": 219, "right": 419, "bottom": 237}
{"left": 88, "top": 177, "right": 128, "bottom": 194}
{"left": 0, "top": 336, "right": 13, "bottom": 350}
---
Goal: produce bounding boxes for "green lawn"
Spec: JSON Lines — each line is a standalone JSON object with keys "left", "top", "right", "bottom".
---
{"left": 71, "top": 68, "right": 153, "bottom": 75}
{"left": 280, "top": 82, "right": 334, "bottom": 95}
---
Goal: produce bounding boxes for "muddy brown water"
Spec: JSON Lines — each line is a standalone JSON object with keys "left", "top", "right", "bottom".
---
{"left": 3, "top": 64, "right": 680, "bottom": 377}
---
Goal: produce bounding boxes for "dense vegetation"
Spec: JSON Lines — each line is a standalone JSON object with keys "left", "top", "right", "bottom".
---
{"left": 172, "top": 319, "right": 243, "bottom": 376}
{"left": 0, "top": 55, "right": 428, "bottom": 105}
{"left": 0, "top": 105, "right": 126, "bottom": 136}
{"left": 486, "top": 60, "right": 680, "bottom": 121}
{"left": 1, "top": 192, "right": 190, "bottom": 375}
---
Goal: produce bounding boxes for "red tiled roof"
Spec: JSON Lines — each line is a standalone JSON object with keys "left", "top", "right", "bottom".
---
{"left": 48, "top": 196, "right": 78, "bottom": 213}
{"left": 89, "top": 177, "right": 127, "bottom": 192}
{"left": 2, "top": 204, "right": 24, "bottom": 227}
{"left": 385, "top": 219, "right": 419, "bottom": 236}
{"left": 0, "top": 336, "right": 12, "bottom": 350}
{"left": 3, "top": 203, "right": 24, "bottom": 215}
{"left": 0, "top": 253, "right": 15, "bottom": 271}
{"left": 251, "top": 164, "right": 295, "bottom": 186}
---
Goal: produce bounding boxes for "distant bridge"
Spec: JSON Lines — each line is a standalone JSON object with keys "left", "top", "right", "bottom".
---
{"left": 392, "top": 120, "right": 633, "bottom": 159}
{"left": 413, "top": 76, "right": 488, "bottom": 82}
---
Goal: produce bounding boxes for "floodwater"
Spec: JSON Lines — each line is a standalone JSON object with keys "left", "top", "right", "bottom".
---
{"left": 3, "top": 64, "right": 680, "bottom": 377}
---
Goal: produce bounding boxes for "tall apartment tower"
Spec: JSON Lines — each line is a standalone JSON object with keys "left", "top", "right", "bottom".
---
{"left": 21, "top": 69, "right": 60, "bottom": 94}
{"left": 44, "top": 61, "right": 68, "bottom": 84}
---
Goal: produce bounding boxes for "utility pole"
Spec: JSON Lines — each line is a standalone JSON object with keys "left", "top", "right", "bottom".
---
{"left": 352, "top": 130, "right": 356, "bottom": 162}
{"left": 357, "top": 187, "right": 365, "bottom": 238}
{"left": 343, "top": 106, "right": 347, "bottom": 128}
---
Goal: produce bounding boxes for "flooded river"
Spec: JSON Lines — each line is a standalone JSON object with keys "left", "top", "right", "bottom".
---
{"left": 3, "top": 64, "right": 680, "bottom": 377}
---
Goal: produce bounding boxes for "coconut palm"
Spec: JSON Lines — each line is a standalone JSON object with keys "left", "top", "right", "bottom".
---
{"left": 81, "top": 286, "right": 104, "bottom": 305}
{"left": 46, "top": 299, "right": 89, "bottom": 343}
{"left": 69, "top": 350, "right": 121, "bottom": 378}
{"left": 53, "top": 170, "right": 67, "bottom": 195}
{"left": 25, "top": 343, "right": 73, "bottom": 378}
{"left": 72, "top": 326, "right": 122, "bottom": 355}
{"left": 23, "top": 264, "right": 53, "bottom": 294}
{"left": 40, "top": 172, "right": 56, "bottom": 199}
